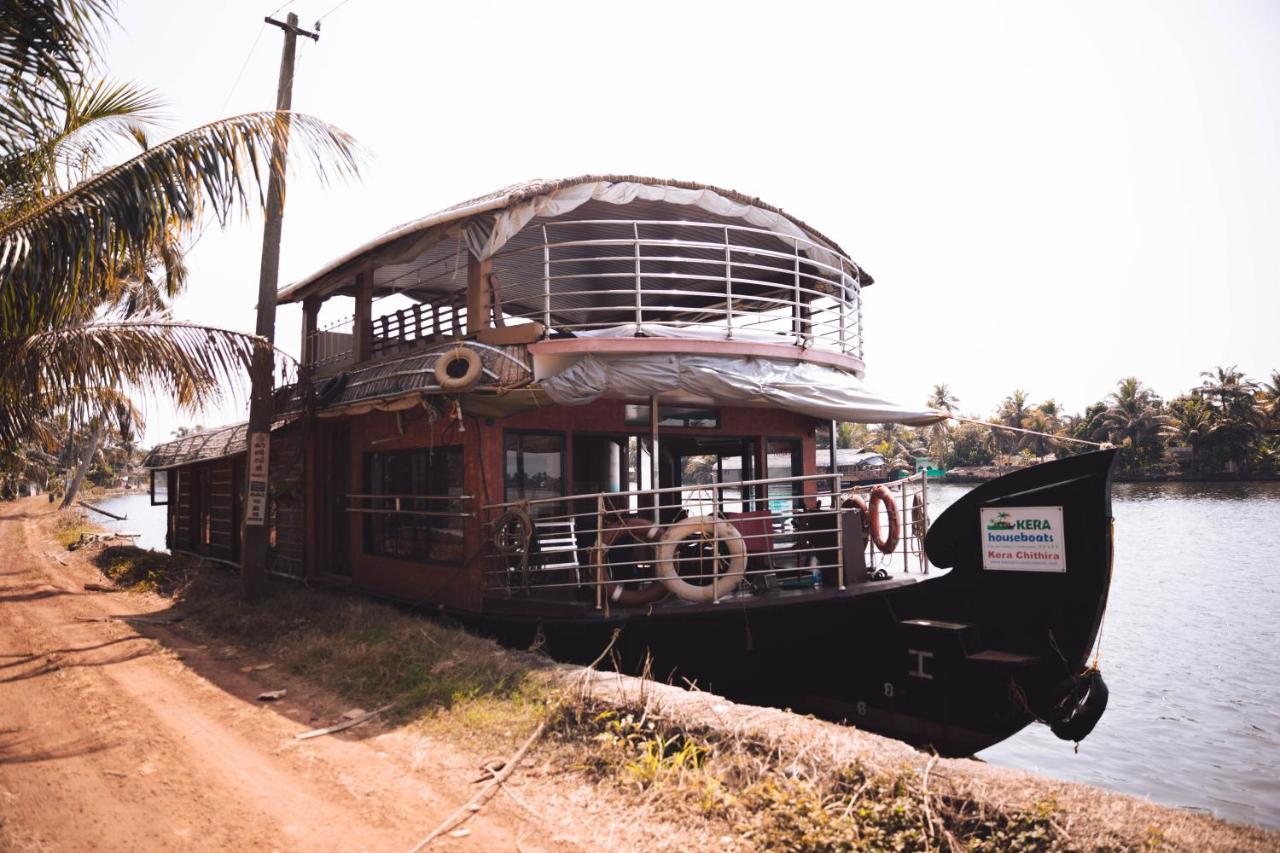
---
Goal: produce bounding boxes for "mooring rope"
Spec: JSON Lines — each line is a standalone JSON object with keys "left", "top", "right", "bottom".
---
{"left": 948, "top": 415, "right": 1112, "bottom": 449}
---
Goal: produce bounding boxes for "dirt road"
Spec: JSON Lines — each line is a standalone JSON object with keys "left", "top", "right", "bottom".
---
{"left": 0, "top": 501, "right": 602, "bottom": 852}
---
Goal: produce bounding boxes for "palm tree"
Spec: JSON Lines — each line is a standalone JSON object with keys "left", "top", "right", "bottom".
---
{"left": 1256, "top": 370, "right": 1280, "bottom": 425}
{"left": 1089, "top": 377, "right": 1167, "bottom": 474}
{"left": 1165, "top": 395, "right": 1213, "bottom": 474}
{"left": 927, "top": 384, "right": 958, "bottom": 414}
{"left": 993, "top": 389, "right": 1031, "bottom": 455}
{"left": 0, "top": 4, "right": 360, "bottom": 459}
{"left": 1196, "top": 365, "right": 1261, "bottom": 473}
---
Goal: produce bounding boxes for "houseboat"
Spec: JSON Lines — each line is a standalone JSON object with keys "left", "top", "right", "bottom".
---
{"left": 144, "top": 176, "right": 1115, "bottom": 756}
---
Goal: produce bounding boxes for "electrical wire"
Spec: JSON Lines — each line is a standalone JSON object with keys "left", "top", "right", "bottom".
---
{"left": 218, "top": 22, "right": 267, "bottom": 117}
{"left": 316, "top": 0, "right": 354, "bottom": 23}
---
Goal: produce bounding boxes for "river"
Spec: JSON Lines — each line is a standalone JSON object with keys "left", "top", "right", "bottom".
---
{"left": 93, "top": 482, "right": 1280, "bottom": 829}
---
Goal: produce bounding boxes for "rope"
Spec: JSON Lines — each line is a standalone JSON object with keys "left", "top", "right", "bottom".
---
{"left": 949, "top": 415, "right": 1111, "bottom": 449}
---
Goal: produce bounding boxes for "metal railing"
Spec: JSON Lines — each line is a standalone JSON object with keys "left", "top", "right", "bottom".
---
{"left": 346, "top": 493, "right": 475, "bottom": 518}
{"left": 481, "top": 471, "right": 928, "bottom": 612}
{"left": 493, "top": 219, "right": 864, "bottom": 359}
{"left": 303, "top": 219, "right": 866, "bottom": 370}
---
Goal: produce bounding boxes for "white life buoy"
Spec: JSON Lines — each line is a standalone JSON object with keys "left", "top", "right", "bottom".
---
{"left": 655, "top": 517, "right": 747, "bottom": 603}
{"left": 434, "top": 347, "right": 483, "bottom": 391}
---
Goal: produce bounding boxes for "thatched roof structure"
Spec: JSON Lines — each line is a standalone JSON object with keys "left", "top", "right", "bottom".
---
{"left": 142, "top": 423, "right": 252, "bottom": 470}
{"left": 143, "top": 342, "right": 533, "bottom": 468}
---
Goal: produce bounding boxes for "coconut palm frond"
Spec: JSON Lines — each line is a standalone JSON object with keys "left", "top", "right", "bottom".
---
{"left": 0, "top": 77, "right": 164, "bottom": 212}
{"left": 0, "top": 0, "right": 113, "bottom": 155}
{"left": 0, "top": 319, "right": 262, "bottom": 444}
{"left": 0, "top": 111, "right": 362, "bottom": 334}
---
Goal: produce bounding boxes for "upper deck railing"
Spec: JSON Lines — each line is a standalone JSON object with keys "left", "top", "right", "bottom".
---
{"left": 304, "top": 219, "right": 865, "bottom": 373}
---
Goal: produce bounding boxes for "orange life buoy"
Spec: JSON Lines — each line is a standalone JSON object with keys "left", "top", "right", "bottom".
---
{"left": 868, "top": 485, "right": 900, "bottom": 554}
{"left": 598, "top": 520, "right": 667, "bottom": 606}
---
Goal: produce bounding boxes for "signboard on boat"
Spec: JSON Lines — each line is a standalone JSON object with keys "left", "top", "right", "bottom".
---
{"left": 979, "top": 506, "right": 1065, "bottom": 572}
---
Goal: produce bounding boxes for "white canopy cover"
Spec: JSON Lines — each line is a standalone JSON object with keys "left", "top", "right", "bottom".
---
{"left": 539, "top": 353, "right": 945, "bottom": 426}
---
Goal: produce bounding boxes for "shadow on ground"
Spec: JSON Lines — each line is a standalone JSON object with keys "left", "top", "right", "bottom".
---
{"left": 71, "top": 545, "right": 552, "bottom": 745}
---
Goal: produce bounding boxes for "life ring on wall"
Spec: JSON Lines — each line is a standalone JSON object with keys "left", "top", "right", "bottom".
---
{"left": 655, "top": 517, "right": 747, "bottom": 603}
{"left": 492, "top": 508, "right": 533, "bottom": 555}
{"left": 598, "top": 522, "right": 668, "bottom": 607}
{"left": 868, "top": 485, "right": 900, "bottom": 554}
{"left": 434, "top": 347, "right": 483, "bottom": 391}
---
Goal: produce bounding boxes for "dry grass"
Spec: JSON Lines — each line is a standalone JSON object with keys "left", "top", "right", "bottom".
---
{"left": 85, "top": 545, "right": 554, "bottom": 750}
{"left": 52, "top": 510, "right": 94, "bottom": 549}
{"left": 553, "top": 702, "right": 1071, "bottom": 852}
{"left": 72, "top": 543, "right": 1278, "bottom": 852}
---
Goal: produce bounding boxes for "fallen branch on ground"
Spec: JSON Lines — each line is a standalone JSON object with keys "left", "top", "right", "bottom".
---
{"left": 294, "top": 704, "right": 395, "bottom": 740}
{"left": 406, "top": 717, "right": 549, "bottom": 852}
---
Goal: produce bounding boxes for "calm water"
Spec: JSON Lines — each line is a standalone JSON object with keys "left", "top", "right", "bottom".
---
{"left": 927, "top": 481, "right": 1280, "bottom": 830}
{"left": 95, "top": 483, "right": 1280, "bottom": 828}
{"left": 93, "top": 492, "right": 168, "bottom": 552}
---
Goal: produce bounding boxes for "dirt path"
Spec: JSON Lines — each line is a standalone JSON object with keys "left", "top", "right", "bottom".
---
{"left": 0, "top": 501, "right": 582, "bottom": 852}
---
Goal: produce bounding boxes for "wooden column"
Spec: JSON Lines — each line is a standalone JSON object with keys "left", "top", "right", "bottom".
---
{"left": 301, "top": 296, "right": 320, "bottom": 369}
{"left": 353, "top": 267, "right": 373, "bottom": 363}
{"left": 466, "top": 255, "right": 492, "bottom": 335}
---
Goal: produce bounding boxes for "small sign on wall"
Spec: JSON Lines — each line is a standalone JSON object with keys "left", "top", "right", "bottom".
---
{"left": 980, "top": 506, "right": 1066, "bottom": 572}
{"left": 245, "top": 432, "right": 270, "bottom": 527}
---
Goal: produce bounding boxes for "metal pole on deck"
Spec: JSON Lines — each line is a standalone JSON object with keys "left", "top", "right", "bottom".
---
{"left": 829, "top": 420, "right": 839, "bottom": 495}
{"left": 650, "top": 396, "right": 660, "bottom": 522}
{"left": 241, "top": 12, "right": 318, "bottom": 602}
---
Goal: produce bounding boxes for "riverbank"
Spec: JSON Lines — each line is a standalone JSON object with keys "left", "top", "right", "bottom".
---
{"left": 944, "top": 466, "right": 1280, "bottom": 484}
{"left": 3, "top": 499, "right": 1275, "bottom": 851}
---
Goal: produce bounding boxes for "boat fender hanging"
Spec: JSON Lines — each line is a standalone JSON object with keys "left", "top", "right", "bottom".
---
{"left": 598, "top": 522, "right": 669, "bottom": 607}
{"left": 841, "top": 494, "right": 871, "bottom": 534}
{"left": 435, "top": 347, "right": 483, "bottom": 391}
{"left": 1047, "top": 668, "right": 1109, "bottom": 744}
{"left": 868, "top": 485, "right": 900, "bottom": 554}
{"left": 655, "top": 517, "right": 747, "bottom": 603}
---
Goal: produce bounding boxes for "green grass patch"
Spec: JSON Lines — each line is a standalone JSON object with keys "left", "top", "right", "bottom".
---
{"left": 53, "top": 512, "right": 95, "bottom": 549}
{"left": 557, "top": 702, "right": 1076, "bottom": 852}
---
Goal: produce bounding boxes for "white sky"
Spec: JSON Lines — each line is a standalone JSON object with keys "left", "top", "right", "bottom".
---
{"left": 104, "top": 0, "right": 1280, "bottom": 446}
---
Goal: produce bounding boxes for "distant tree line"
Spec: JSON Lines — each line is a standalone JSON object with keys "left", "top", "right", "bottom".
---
{"left": 824, "top": 367, "right": 1280, "bottom": 479}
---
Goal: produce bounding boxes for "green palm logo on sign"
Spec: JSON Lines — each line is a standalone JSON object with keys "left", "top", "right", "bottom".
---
{"left": 986, "top": 511, "right": 1015, "bottom": 531}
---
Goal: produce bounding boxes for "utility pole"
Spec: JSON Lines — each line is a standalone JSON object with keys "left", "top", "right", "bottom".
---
{"left": 241, "top": 12, "right": 319, "bottom": 600}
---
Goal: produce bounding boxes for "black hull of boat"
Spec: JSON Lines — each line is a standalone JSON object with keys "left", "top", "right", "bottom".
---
{"left": 463, "top": 450, "right": 1119, "bottom": 757}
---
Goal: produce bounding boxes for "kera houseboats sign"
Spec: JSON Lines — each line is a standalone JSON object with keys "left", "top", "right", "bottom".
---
{"left": 980, "top": 507, "right": 1066, "bottom": 572}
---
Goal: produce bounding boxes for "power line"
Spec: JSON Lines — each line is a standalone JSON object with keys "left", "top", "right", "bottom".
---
{"left": 218, "top": 22, "right": 266, "bottom": 116}
{"left": 317, "top": 0, "right": 354, "bottom": 25}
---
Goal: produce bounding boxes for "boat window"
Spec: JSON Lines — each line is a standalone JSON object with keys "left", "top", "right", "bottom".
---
{"left": 623, "top": 404, "right": 719, "bottom": 429}
{"left": 674, "top": 438, "right": 758, "bottom": 516}
{"left": 504, "top": 433, "right": 564, "bottom": 517}
{"left": 766, "top": 438, "right": 803, "bottom": 514}
{"left": 362, "top": 446, "right": 465, "bottom": 564}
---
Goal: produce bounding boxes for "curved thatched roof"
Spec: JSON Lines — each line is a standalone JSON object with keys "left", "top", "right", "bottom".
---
{"left": 142, "top": 423, "right": 250, "bottom": 470}
{"left": 278, "top": 174, "right": 870, "bottom": 305}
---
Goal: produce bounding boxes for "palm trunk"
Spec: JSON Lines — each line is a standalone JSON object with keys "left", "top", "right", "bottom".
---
{"left": 60, "top": 420, "right": 105, "bottom": 510}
